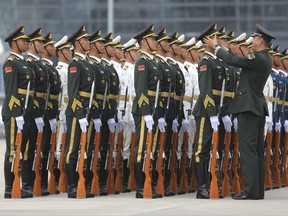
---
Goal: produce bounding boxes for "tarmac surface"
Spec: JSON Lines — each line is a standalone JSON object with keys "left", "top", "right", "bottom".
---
{"left": 0, "top": 138, "right": 287, "bottom": 216}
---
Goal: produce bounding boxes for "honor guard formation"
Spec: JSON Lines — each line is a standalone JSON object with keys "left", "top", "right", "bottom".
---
{"left": 2, "top": 23, "right": 287, "bottom": 200}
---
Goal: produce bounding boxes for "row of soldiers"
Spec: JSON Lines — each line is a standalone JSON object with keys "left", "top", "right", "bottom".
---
{"left": 1, "top": 22, "right": 287, "bottom": 200}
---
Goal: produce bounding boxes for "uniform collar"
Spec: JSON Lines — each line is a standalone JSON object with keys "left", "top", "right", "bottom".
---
{"left": 74, "top": 52, "right": 86, "bottom": 60}
{"left": 279, "top": 69, "right": 287, "bottom": 77}
{"left": 166, "top": 57, "right": 177, "bottom": 64}
{"left": 156, "top": 54, "right": 166, "bottom": 61}
{"left": 58, "top": 61, "right": 69, "bottom": 68}
{"left": 28, "top": 53, "right": 40, "bottom": 61}
{"left": 10, "top": 52, "right": 24, "bottom": 60}
{"left": 124, "top": 61, "right": 134, "bottom": 68}
{"left": 90, "top": 55, "right": 101, "bottom": 63}
{"left": 272, "top": 68, "right": 279, "bottom": 74}
{"left": 42, "top": 58, "right": 53, "bottom": 66}
{"left": 101, "top": 58, "right": 111, "bottom": 65}
{"left": 141, "top": 51, "right": 154, "bottom": 60}
{"left": 204, "top": 51, "right": 217, "bottom": 59}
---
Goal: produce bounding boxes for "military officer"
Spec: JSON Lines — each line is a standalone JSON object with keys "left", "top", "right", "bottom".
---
{"left": 122, "top": 38, "right": 140, "bottom": 191}
{"left": 205, "top": 23, "right": 276, "bottom": 200}
{"left": 41, "top": 32, "right": 62, "bottom": 194}
{"left": 132, "top": 24, "right": 165, "bottom": 199}
{"left": 26, "top": 28, "right": 47, "bottom": 196}
{"left": 192, "top": 23, "right": 232, "bottom": 199}
{"left": 65, "top": 24, "right": 95, "bottom": 198}
{"left": 2, "top": 26, "right": 35, "bottom": 199}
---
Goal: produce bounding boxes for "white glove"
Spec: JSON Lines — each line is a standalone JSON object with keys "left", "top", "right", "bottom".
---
{"left": 113, "top": 150, "right": 117, "bottom": 158}
{"left": 158, "top": 117, "right": 167, "bottom": 132}
{"left": 266, "top": 121, "right": 273, "bottom": 132}
{"left": 275, "top": 121, "right": 282, "bottom": 133}
{"left": 49, "top": 118, "right": 58, "bottom": 133}
{"left": 55, "top": 151, "right": 61, "bottom": 160}
{"left": 107, "top": 118, "right": 116, "bottom": 133}
{"left": 210, "top": 116, "right": 220, "bottom": 132}
{"left": 78, "top": 118, "right": 88, "bottom": 132}
{"left": 144, "top": 115, "right": 154, "bottom": 131}
{"left": 60, "top": 119, "right": 67, "bottom": 133}
{"left": 117, "top": 119, "right": 124, "bottom": 131}
{"left": 15, "top": 116, "right": 25, "bottom": 130}
{"left": 172, "top": 118, "right": 179, "bottom": 132}
{"left": 93, "top": 118, "right": 102, "bottom": 132}
{"left": 130, "top": 121, "right": 136, "bottom": 132}
{"left": 181, "top": 119, "right": 189, "bottom": 132}
{"left": 222, "top": 115, "right": 232, "bottom": 132}
{"left": 233, "top": 118, "right": 238, "bottom": 132}
{"left": 284, "top": 120, "right": 288, "bottom": 133}
{"left": 35, "top": 117, "right": 45, "bottom": 132}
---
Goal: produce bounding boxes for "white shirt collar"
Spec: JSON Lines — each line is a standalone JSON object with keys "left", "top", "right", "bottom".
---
{"left": 90, "top": 55, "right": 101, "bottom": 63}
{"left": 58, "top": 61, "right": 68, "bottom": 67}
{"left": 141, "top": 51, "right": 154, "bottom": 59}
{"left": 156, "top": 54, "right": 166, "bottom": 61}
{"left": 10, "top": 52, "right": 24, "bottom": 60}
{"left": 42, "top": 58, "right": 53, "bottom": 65}
{"left": 124, "top": 61, "right": 134, "bottom": 68}
{"left": 74, "top": 52, "right": 86, "bottom": 60}
{"left": 204, "top": 51, "right": 217, "bottom": 59}
{"left": 28, "top": 53, "right": 40, "bottom": 61}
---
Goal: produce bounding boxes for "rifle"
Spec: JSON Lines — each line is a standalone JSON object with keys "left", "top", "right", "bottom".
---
{"left": 143, "top": 80, "right": 160, "bottom": 198}
{"left": 11, "top": 82, "right": 31, "bottom": 198}
{"left": 209, "top": 79, "right": 225, "bottom": 199}
{"left": 231, "top": 130, "right": 241, "bottom": 195}
{"left": 274, "top": 87, "right": 285, "bottom": 188}
{"left": 33, "top": 82, "right": 50, "bottom": 196}
{"left": 76, "top": 81, "right": 95, "bottom": 198}
{"left": 115, "top": 86, "right": 128, "bottom": 193}
{"left": 156, "top": 82, "right": 171, "bottom": 196}
{"left": 221, "top": 129, "right": 231, "bottom": 196}
{"left": 90, "top": 82, "right": 108, "bottom": 195}
{"left": 169, "top": 89, "right": 184, "bottom": 195}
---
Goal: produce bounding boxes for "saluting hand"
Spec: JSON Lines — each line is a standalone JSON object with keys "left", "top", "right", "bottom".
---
{"left": 203, "top": 35, "right": 218, "bottom": 48}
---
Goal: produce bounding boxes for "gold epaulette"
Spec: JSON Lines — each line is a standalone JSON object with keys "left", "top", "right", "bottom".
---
{"left": 42, "top": 60, "right": 48, "bottom": 66}
{"left": 72, "top": 56, "right": 80, "bottom": 62}
{"left": 141, "top": 55, "right": 151, "bottom": 61}
{"left": 123, "top": 65, "right": 129, "bottom": 71}
{"left": 202, "top": 54, "right": 212, "bottom": 60}
{"left": 26, "top": 56, "right": 37, "bottom": 62}
{"left": 7, "top": 55, "right": 16, "bottom": 61}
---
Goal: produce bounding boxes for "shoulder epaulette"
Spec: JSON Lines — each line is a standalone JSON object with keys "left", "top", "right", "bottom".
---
{"left": 123, "top": 65, "right": 129, "bottom": 71}
{"left": 26, "top": 56, "right": 36, "bottom": 62}
{"left": 202, "top": 54, "right": 212, "bottom": 60}
{"left": 88, "top": 59, "right": 95, "bottom": 65}
{"left": 7, "top": 55, "right": 16, "bottom": 62}
{"left": 72, "top": 56, "right": 80, "bottom": 62}
{"left": 42, "top": 60, "right": 48, "bottom": 66}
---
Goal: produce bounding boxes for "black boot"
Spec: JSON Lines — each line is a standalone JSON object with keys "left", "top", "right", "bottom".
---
{"left": 135, "top": 162, "right": 144, "bottom": 198}
{"left": 21, "top": 160, "right": 33, "bottom": 198}
{"left": 99, "top": 151, "right": 108, "bottom": 196}
{"left": 65, "top": 163, "right": 77, "bottom": 198}
{"left": 164, "top": 151, "right": 175, "bottom": 197}
{"left": 123, "top": 159, "right": 131, "bottom": 193}
{"left": 85, "top": 156, "right": 94, "bottom": 198}
{"left": 4, "top": 160, "right": 13, "bottom": 199}
{"left": 41, "top": 158, "right": 49, "bottom": 196}
{"left": 152, "top": 168, "right": 163, "bottom": 199}
{"left": 195, "top": 161, "right": 209, "bottom": 199}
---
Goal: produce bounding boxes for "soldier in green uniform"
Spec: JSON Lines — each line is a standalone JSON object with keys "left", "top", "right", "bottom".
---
{"left": 132, "top": 24, "right": 165, "bottom": 199}
{"left": 204, "top": 23, "right": 276, "bottom": 200}
{"left": 26, "top": 28, "right": 47, "bottom": 197}
{"left": 65, "top": 25, "right": 95, "bottom": 198}
{"left": 2, "top": 26, "right": 35, "bottom": 198}
{"left": 192, "top": 23, "right": 232, "bottom": 199}
{"left": 41, "top": 32, "right": 62, "bottom": 194}
{"left": 87, "top": 29, "right": 110, "bottom": 196}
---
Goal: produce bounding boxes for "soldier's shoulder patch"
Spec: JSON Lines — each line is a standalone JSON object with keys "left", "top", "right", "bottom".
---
{"left": 26, "top": 56, "right": 34, "bottom": 62}
{"left": 5, "top": 66, "right": 12, "bottom": 73}
{"left": 123, "top": 65, "right": 129, "bottom": 71}
{"left": 7, "top": 55, "right": 16, "bottom": 61}
{"left": 202, "top": 55, "right": 211, "bottom": 60}
{"left": 70, "top": 67, "right": 77, "bottom": 73}
{"left": 247, "top": 53, "right": 255, "bottom": 60}
{"left": 138, "top": 65, "right": 145, "bottom": 71}
{"left": 42, "top": 60, "right": 48, "bottom": 66}
{"left": 73, "top": 56, "right": 80, "bottom": 61}
{"left": 199, "top": 65, "right": 207, "bottom": 72}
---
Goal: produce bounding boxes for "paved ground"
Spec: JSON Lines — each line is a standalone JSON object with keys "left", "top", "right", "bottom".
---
{"left": 0, "top": 138, "right": 287, "bottom": 216}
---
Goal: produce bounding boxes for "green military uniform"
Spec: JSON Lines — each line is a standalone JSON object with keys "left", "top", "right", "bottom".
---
{"left": 214, "top": 24, "right": 275, "bottom": 199}
{"left": 25, "top": 28, "right": 48, "bottom": 196}
{"left": 41, "top": 32, "right": 62, "bottom": 195}
{"left": 87, "top": 29, "right": 110, "bottom": 196}
{"left": 132, "top": 24, "right": 164, "bottom": 199}
{"left": 65, "top": 25, "right": 96, "bottom": 198}
{"left": 2, "top": 27, "right": 35, "bottom": 198}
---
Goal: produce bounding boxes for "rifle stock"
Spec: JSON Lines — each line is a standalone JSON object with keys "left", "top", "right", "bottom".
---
{"left": 33, "top": 131, "right": 43, "bottom": 196}
{"left": 274, "top": 131, "right": 281, "bottom": 187}
{"left": 48, "top": 132, "right": 57, "bottom": 194}
{"left": 156, "top": 131, "right": 165, "bottom": 196}
{"left": 76, "top": 132, "right": 87, "bottom": 198}
{"left": 91, "top": 131, "right": 101, "bottom": 195}
{"left": 143, "top": 131, "right": 153, "bottom": 198}
{"left": 180, "top": 131, "right": 189, "bottom": 193}
{"left": 12, "top": 131, "right": 23, "bottom": 198}
{"left": 128, "top": 132, "right": 136, "bottom": 190}
{"left": 282, "top": 132, "right": 288, "bottom": 186}
{"left": 106, "top": 131, "right": 115, "bottom": 194}
{"left": 232, "top": 131, "right": 241, "bottom": 195}
{"left": 210, "top": 131, "right": 219, "bottom": 199}
{"left": 169, "top": 131, "right": 178, "bottom": 194}
{"left": 221, "top": 131, "right": 231, "bottom": 196}
{"left": 58, "top": 132, "right": 67, "bottom": 192}
{"left": 265, "top": 131, "right": 273, "bottom": 189}
{"left": 115, "top": 130, "right": 124, "bottom": 193}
